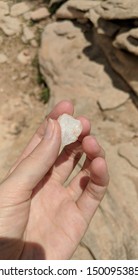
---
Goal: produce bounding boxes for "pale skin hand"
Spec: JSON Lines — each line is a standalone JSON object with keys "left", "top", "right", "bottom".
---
{"left": 0, "top": 101, "right": 109, "bottom": 260}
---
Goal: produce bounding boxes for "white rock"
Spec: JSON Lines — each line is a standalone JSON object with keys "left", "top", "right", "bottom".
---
{"left": 58, "top": 113, "right": 82, "bottom": 148}
{"left": 0, "top": 53, "right": 8, "bottom": 63}
{"left": 10, "top": 2, "right": 31, "bottom": 17}
{"left": 30, "top": 7, "right": 50, "bottom": 21}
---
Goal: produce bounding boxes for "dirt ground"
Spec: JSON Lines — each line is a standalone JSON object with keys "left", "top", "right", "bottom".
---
{"left": 0, "top": 0, "right": 51, "bottom": 178}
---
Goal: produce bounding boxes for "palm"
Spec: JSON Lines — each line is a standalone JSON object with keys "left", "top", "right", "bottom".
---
{"left": 22, "top": 173, "right": 87, "bottom": 260}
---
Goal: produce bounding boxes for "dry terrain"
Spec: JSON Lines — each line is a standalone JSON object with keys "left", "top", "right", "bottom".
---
{"left": 0, "top": 0, "right": 138, "bottom": 259}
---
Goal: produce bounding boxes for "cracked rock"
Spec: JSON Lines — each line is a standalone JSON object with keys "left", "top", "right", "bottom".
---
{"left": 98, "top": 89, "right": 130, "bottom": 110}
{"left": 118, "top": 143, "right": 138, "bottom": 169}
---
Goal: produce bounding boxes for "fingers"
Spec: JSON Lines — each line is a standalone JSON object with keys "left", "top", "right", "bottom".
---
{"left": 76, "top": 157, "right": 109, "bottom": 224}
{"left": 9, "top": 100, "right": 74, "bottom": 174}
{"left": 82, "top": 135, "right": 105, "bottom": 159}
{"left": 48, "top": 100, "right": 74, "bottom": 120}
{"left": 4, "top": 119, "right": 61, "bottom": 195}
{"left": 67, "top": 136, "right": 106, "bottom": 200}
{"left": 50, "top": 116, "right": 91, "bottom": 184}
{"left": 67, "top": 135, "right": 109, "bottom": 224}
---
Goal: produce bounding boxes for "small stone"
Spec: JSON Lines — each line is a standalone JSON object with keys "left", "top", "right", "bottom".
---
{"left": 97, "top": 19, "right": 119, "bottom": 37}
{"left": 0, "top": 1, "right": 9, "bottom": 19}
{"left": 17, "top": 49, "right": 31, "bottom": 65}
{"left": 0, "top": 16, "right": 21, "bottom": 36}
{"left": 9, "top": 123, "right": 22, "bottom": 135}
{"left": 87, "top": 8, "right": 100, "bottom": 27}
{"left": 30, "top": 39, "right": 38, "bottom": 48}
{"left": 10, "top": 2, "right": 31, "bottom": 17}
{"left": 21, "top": 35, "right": 26, "bottom": 44}
{"left": 30, "top": 8, "right": 50, "bottom": 21}
{"left": 11, "top": 75, "right": 18, "bottom": 81}
{"left": 58, "top": 114, "right": 82, "bottom": 149}
{"left": 0, "top": 53, "right": 8, "bottom": 63}
{"left": 22, "top": 25, "right": 35, "bottom": 42}
{"left": 20, "top": 72, "right": 28, "bottom": 79}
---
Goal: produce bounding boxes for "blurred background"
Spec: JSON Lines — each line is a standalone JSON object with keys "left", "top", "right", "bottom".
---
{"left": 0, "top": 0, "right": 138, "bottom": 259}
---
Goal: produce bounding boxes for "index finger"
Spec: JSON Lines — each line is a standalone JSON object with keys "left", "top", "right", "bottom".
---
{"left": 9, "top": 100, "right": 74, "bottom": 174}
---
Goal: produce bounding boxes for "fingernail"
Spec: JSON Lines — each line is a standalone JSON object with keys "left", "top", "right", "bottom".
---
{"left": 45, "top": 119, "right": 55, "bottom": 139}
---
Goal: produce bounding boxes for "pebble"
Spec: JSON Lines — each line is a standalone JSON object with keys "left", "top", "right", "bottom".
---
{"left": 30, "top": 39, "right": 38, "bottom": 48}
{"left": 12, "top": 75, "right": 18, "bottom": 81}
{"left": 30, "top": 7, "right": 50, "bottom": 21}
{"left": 17, "top": 49, "right": 31, "bottom": 65}
{"left": 0, "top": 16, "right": 21, "bottom": 36}
{"left": 22, "top": 25, "right": 35, "bottom": 42}
{"left": 9, "top": 123, "right": 22, "bottom": 135}
{"left": 0, "top": 1, "right": 9, "bottom": 19}
{"left": 10, "top": 2, "right": 31, "bottom": 17}
{"left": 0, "top": 53, "right": 8, "bottom": 63}
{"left": 20, "top": 72, "right": 28, "bottom": 79}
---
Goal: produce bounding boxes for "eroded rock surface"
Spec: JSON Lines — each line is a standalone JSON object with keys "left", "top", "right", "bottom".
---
{"left": 95, "top": 0, "right": 138, "bottom": 20}
{"left": 39, "top": 13, "right": 138, "bottom": 259}
{"left": 97, "top": 34, "right": 138, "bottom": 96}
{"left": 113, "top": 28, "right": 138, "bottom": 56}
{"left": 0, "top": 0, "right": 138, "bottom": 260}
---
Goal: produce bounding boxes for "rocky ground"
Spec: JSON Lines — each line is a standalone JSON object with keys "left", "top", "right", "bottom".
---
{"left": 0, "top": 0, "right": 138, "bottom": 259}
{"left": 0, "top": 0, "right": 51, "bottom": 177}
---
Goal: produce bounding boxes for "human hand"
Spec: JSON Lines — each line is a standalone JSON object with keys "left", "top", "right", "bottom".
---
{"left": 0, "top": 100, "right": 109, "bottom": 259}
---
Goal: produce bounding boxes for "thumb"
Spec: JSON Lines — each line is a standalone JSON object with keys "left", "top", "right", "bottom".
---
{"left": 3, "top": 119, "right": 61, "bottom": 196}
